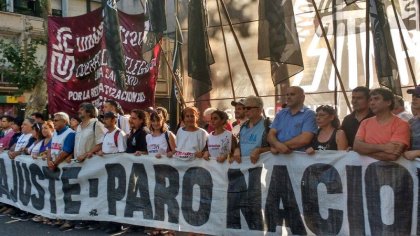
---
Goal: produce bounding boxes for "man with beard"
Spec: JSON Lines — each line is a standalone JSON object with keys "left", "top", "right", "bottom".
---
{"left": 126, "top": 109, "right": 149, "bottom": 155}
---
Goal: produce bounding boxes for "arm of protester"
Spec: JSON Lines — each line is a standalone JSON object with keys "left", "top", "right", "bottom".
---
{"left": 306, "top": 147, "right": 315, "bottom": 155}
{"left": 404, "top": 150, "right": 420, "bottom": 160}
{"left": 202, "top": 151, "right": 210, "bottom": 161}
{"left": 284, "top": 132, "right": 315, "bottom": 150}
{"left": 51, "top": 150, "right": 72, "bottom": 170}
{"left": 267, "top": 128, "right": 291, "bottom": 154}
{"left": 167, "top": 131, "right": 176, "bottom": 157}
{"left": 336, "top": 130, "right": 349, "bottom": 150}
{"left": 250, "top": 146, "right": 270, "bottom": 164}
{"left": 369, "top": 151, "right": 400, "bottom": 161}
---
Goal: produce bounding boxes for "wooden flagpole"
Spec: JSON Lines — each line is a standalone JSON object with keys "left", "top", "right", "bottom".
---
{"left": 365, "top": 0, "right": 371, "bottom": 87}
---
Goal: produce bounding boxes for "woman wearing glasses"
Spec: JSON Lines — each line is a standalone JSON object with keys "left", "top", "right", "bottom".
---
{"left": 306, "top": 105, "right": 348, "bottom": 154}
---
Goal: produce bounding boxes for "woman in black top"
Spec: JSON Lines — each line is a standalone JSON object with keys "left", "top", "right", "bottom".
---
{"left": 306, "top": 105, "right": 348, "bottom": 154}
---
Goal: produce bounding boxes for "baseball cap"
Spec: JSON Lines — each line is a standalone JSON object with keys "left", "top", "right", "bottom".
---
{"left": 231, "top": 98, "right": 246, "bottom": 106}
{"left": 407, "top": 86, "right": 420, "bottom": 96}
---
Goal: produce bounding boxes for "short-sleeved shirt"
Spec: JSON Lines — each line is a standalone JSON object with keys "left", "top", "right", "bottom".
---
{"left": 270, "top": 107, "right": 317, "bottom": 151}
{"left": 102, "top": 128, "right": 126, "bottom": 154}
{"left": 126, "top": 127, "right": 149, "bottom": 153}
{"left": 341, "top": 111, "right": 374, "bottom": 147}
{"left": 74, "top": 119, "right": 105, "bottom": 158}
{"left": 146, "top": 131, "right": 174, "bottom": 155}
{"left": 239, "top": 118, "right": 266, "bottom": 157}
{"left": 409, "top": 117, "right": 420, "bottom": 150}
{"left": 208, "top": 130, "right": 233, "bottom": 159}
{"left": 356, "top": 115, "right": 410, "bottom": 147}
{"left": 174, "top": 127, "right": 208, "bottom": 161}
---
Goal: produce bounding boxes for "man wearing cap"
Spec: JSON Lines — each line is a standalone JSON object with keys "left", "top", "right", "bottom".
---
{"left": 268, "top": 86, "right": 317, "bottom": 153}
{"left": 97, "top": 112, "right": 126, "bottom": 155}
{"left": 231, "top": 99, "right": 247, "bottom": 138}
{"left": 75, "top": 103, "right": 105, "bottom": 163}
{"left": 232, "top": 95, "right": 271, "bottom": 164}
{"left": 354, "top": 88, "right": 410, "bottom": 161}
{"left": 404, "top": 86, "right": 420, "bottom": 160}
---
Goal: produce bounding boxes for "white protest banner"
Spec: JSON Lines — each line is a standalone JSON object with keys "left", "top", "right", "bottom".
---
{"left": 0, "top": 151, "right": 418, "bottom": 235}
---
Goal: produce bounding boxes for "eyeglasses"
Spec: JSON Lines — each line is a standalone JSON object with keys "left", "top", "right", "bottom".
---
{"left": 245, "top": 106, "right": 259, "bottom": 110}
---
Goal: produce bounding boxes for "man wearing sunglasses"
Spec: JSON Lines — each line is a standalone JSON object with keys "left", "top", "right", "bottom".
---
{"left": 268, "top": 86, "right": 317, "bottom": 154}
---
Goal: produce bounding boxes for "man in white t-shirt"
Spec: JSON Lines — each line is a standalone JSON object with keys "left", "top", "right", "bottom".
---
{"left": 8, "top": 118, "right": 34, "bottom": 159}
{"left": 75, "top": 103, "right": 105, "bottom": 162}
{"left": 97, "top": 112, "right": 126, "bottom": 155}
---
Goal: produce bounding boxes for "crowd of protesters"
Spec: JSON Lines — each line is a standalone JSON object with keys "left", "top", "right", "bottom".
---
{"left": 0, "top": 85, "right": 418, "bottom": 235}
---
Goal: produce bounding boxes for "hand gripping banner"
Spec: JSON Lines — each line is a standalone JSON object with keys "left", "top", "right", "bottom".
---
{"left": 0, "top": 151, "right": 418, "bottom": 235}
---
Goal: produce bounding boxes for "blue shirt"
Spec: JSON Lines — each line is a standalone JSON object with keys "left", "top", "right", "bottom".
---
{"left": 409, "top": 117, "right": 420, "bottom": 150}
{"left": 57, "top": 126, "right": 75, "bottom": 154}
{"left": 270, "top": 107, "right": 317, "bottom": 150}
{"left": 239, "top": 118, "right": 265, "bottom": 157}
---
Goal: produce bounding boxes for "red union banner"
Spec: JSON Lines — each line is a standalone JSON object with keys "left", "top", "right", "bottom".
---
{"left": 47, "top": 8, "right": 160, "bottom": 116}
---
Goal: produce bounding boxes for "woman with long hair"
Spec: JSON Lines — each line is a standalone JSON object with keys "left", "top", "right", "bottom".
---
{"left": 306, "top": 105, "right": 348, "bottom": 154}
{"left": 146, "top": 112, "right": 176, "bottom": 158}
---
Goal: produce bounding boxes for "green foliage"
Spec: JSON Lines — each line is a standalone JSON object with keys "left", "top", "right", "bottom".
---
{"left": 0, "top": 39, "right": 44, "bottom": 93}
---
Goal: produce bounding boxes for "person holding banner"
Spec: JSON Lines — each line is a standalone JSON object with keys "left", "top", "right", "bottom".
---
{"left": 268, "top": 86, "right": 317, "bottom": 154}
{"left": 97, "top": 112, "right": 127, "bottom": 155}
{"left": 38, "top": 121, "right": 54, "bottom": 160}
{"left": 146, "top": 111, "right": 176, "bottom": 158}
{"left": 0, "top": 115, "right": 15, "bottom": 149}
{"left": 404, "top": 85, "right": 420, "bottom": 160}
{"left": 306, "top": 105, "right": 348, "bottom": 154}
{"left": 26, "top": 123, "right": 45, "bottom": 158}
{"left": 233, "top": 96, "right": 271, "bottom": 164}
{"left": 103, "top": 99, "right": 131, "bottom": 134}
{"left": 354, "top": 88, "right": 410, "bottom": 161}
{"left": 47, "top": 112, "right": 75, "bottom": 171}
{"left": 126, "top": 109, "right": 149, "bottom": 155}
{"left": 174, "top": 106, "right": 208, "bottom": 161}
{"left": 203, "top": 110, "right": 237, "bottom": 162}
{"left": 8, "top": 118, "right": 35, "bottom": 159}
{"left": 75, "top": 103, "right": 105, "bottom": 163}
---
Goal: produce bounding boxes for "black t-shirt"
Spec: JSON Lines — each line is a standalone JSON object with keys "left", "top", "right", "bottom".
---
{"left": 341, "top": 111, "right": 374, "bottom": 147}
{"left": 126, "top": 127, "right": 149, "bottom": 153}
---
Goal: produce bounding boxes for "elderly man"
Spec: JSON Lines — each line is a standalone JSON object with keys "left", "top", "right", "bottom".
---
{"left": 404, "top": 86, "right": 420, "bottom": 160}
{"left": 354, "top": 88, "right": 410, "bottom": 161}
{"left": 268, "top": 86, "right": 317, "bottom": 154}
{"left": 47, "top": 112, "right": 75, "bottom": 170}
{"left": 232, "top": 95, "right": 270, "bottom": 164}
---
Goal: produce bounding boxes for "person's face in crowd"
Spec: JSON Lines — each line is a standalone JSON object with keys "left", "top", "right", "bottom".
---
{"left": 11, "top": 122, "right": 20, "bottom": 133}
{"left": 151, "top": 117, "right": 163, "bottom": 133}
{"left": 244, "top": 102, "right": 262, "bottom": 121}
{"left": 103, "top": 117, "right": 116, "bottom": 130}
{"left": 32, "top": 127, "right": 40, "bottom": 140}
{"left": 183, "top": 110, "right": 199, "bottom": 129}
{"left": 78, "top": 108, "right": 88, "bottom": 121}
{"left": 42, "top": 124, "right": 54, "bottom": 138}
{"left": 234, "top": 104, "right": 246, "bottom": 120}
{"left": 70, "top": 118, "right": 80, "bottom": 129}
{"left": 316, "top": 110, "right": 334, "bottom": 128}
{"left": 129, "top": 112, "right": 143, "bottom": 130}
{"left": 351, "top": 91, "right": 369, "bottom": 112}
{"left": 1, "top": 117, "right": 10, "bottom": 129}
{"left": 286, "top": 87, "right": 304, "bottom": 109}
{"left": 53, "top": 115, "right": 66, "bottom": 131}
{"left": 21, "top": 120, "right": 33, "bottom": 134}
{"left": 203, "top": 113, "right": 211, "bottom": 124}
{"left": 210, "top": 113, "right": 225, "bottom": 129}
{"left": 103, "top": 102, "right": 115, "bottom": 113}
{"left": 411, "top": 94, "right": 420, "bottom": 114}
{"left": 369, "top": 94, "right": 391, "bottom": 114}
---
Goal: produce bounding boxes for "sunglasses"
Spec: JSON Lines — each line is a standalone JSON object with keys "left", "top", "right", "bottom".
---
{"left": 245, "top": 106, "right": 259, "bottom": 110}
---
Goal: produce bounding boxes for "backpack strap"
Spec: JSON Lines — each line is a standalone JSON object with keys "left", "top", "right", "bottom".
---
{"left": 113, "top": 130, "right": 120, "bottom": 148}
{"left": 92, "top": 121, "right": 97, "bottom": 133}
{"left": 164, "top": 131, "right": 172, "bottom": 152}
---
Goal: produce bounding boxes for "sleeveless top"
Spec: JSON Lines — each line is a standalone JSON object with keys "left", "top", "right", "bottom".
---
{"left": 51, "top": 127, "right": 75, "bottom": 160}
{"left": 311, "top": 129, "right": 338, "bottom": 151}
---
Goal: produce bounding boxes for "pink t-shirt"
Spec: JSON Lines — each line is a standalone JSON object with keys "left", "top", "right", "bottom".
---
{"left": 356, "top": 115, "right": 410, "bottom": 147}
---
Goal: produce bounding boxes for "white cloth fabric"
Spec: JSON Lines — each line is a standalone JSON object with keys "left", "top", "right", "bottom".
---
{"left": 207, "top": 130, "right": 232, "bottom": 159}
{"left": 397, "top": 111, "right": 413, "bottom": 122}
{"left": 74, "top": 119, "right": 105, "bottom": 158}
{"left": 117, "top": 114, "right": 131, "bottom": 135}
{"left": 102, "top": 128, "right": 126, "bottom": 154}
{"left": 174, "top": 128, "right": 208, "bottom": 161}
{"left": 14, "top": 133, "right": 32, "bottom": 152}
{"left": 146, "top": 131, "right": 173, "bottom": 155}
{"left": 28, "top": 141, "right": 42, "bottom": 156}
{"left": 51, "top": 128, "right": 74, "bottom": 160}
